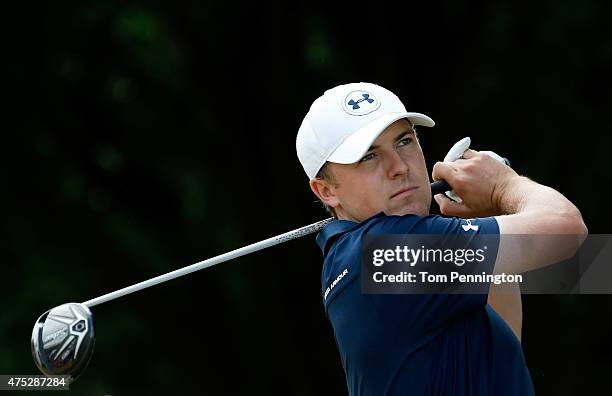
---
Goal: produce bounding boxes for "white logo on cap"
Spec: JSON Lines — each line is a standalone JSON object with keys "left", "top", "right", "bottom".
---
{"left": 342, "top": 90, "right": 381, "bottom": 116}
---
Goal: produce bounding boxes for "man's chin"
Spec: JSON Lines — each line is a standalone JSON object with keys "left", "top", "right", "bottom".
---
{"left": 387, "top": 202, "right": 430, "bottom": 217}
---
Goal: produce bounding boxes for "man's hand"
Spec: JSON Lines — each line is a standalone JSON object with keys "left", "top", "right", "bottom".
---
{"left": 432, "top": 149, "right": 519, "bottom": 218}
{"left": 433, "top": 148, "right": 586, "bottom": 274}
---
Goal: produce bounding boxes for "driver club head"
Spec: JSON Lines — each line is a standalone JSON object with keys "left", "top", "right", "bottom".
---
{"left": 31, "top": 303, "right": 95, "bottom": 383}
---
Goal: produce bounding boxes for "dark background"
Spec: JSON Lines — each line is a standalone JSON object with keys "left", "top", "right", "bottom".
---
{"left": 2, "top": 0, "right": 611, "bottom": 394}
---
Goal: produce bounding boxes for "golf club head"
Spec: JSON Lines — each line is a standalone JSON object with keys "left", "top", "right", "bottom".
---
{"left": 31, "top": 303, "right": 95, "bottom": 383}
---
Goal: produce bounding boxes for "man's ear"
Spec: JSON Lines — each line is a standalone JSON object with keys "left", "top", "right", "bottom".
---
{"left": 309, "top": 178, "right": 340, "bottom": 209}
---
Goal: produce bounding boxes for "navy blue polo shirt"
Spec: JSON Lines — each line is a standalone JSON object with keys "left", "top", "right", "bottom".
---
{"left": 317, "top": 213, "right": 534, "bottom": 396}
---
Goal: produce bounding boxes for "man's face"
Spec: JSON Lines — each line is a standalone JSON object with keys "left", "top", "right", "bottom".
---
{"left": 316, "top": 119, "right": 432, "bottom": 222}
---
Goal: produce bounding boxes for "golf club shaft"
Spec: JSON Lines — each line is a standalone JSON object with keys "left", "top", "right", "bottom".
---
{"left": 82, "top": 180, "right": 454, "bottom": 308}
{"left": 82, "top": 217, "right": 335, "bottom": 307}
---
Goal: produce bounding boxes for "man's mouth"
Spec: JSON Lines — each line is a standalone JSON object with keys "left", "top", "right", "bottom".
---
{"left": 390, "top": 186, "right": 418, "bottom": 199}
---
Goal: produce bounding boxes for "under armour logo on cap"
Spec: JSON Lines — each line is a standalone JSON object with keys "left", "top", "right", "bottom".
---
{"left": 347, "top": 93, "right": 374, "bottom": 109}
{"left": 343, "top": 90, "right": 381, "bottom": 116}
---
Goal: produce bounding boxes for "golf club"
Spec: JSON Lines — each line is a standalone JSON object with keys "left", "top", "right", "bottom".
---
{"left": 31, "top": 138, "right": 510, "bottom": 383}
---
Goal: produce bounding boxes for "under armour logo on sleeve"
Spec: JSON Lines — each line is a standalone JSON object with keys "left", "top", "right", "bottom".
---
{"left": 462, "top": 219, "right": 479, "bottom": 231}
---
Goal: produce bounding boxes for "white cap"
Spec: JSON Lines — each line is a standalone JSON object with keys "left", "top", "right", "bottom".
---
{"left": 296, "top": 82, "right": 435, "bottom": 179}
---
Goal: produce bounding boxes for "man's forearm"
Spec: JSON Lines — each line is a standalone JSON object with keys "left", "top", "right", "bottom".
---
{"left": 494, "top": 176, "right": 587, "bottom": 274}
{"left": 495, "top": 176, "right": 585, "bottom": 228}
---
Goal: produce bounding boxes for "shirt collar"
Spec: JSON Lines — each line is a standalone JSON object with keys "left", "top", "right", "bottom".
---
{"left": 316, "top": 212, "right": 386, "bottom": 255}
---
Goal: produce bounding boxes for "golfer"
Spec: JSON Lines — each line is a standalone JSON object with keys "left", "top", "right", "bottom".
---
{"left": 296, "top": 83, "right": 587, "bottom": 395}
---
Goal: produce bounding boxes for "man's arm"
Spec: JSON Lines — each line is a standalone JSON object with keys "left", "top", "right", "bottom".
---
{"left": 433, "top": 150, "right": 587, "bottom": 340}
{"left": 487, "top": 282, "right": 522, "bottom": 341}
{"left": 493, "top": 175, "right": 587, "bottom": 274}
{"left": 432, "top": 149, "right": 588, "bottom": 275}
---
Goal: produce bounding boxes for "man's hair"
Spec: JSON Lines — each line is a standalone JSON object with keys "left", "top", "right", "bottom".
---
{"left": 315, "top": 163, "right": 338, "bottom": 218}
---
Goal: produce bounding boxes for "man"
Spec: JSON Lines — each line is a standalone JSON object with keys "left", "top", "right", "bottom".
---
{"left": 295, "top": 83, "right": 587, "bottom": 395}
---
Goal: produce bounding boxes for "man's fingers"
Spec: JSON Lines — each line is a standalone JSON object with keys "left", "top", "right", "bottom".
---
{"left": 432, "top": 161, "right": 457, "bottom": 182}
{"left": 460, "top": 149, "right": 479, "bottom": 159}
{"left": 434, "top": 194, "right": 473, "bottom": 217}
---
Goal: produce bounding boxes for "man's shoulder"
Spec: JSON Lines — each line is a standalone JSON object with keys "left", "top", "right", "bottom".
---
{"left": 319, "top": 214, "right": 499, "bottom": 304}
{"left": 365, "top": 213, "right": 500, "bottom": 236}
{"left": 319, "top": 212, "right": 433, "bottom": 241}
{"left": 319, "top": 213, "right": 499, "bottom": 254}
{"left": 318, "top": 213, "right": 436, "bottom": 307}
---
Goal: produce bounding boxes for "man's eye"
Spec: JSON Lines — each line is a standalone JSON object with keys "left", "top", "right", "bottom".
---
{"left": 397, "top": 137, "right": 413, "bottom": 147}
{"left": 359, "top": 152, "right": 376, "bottom": 162}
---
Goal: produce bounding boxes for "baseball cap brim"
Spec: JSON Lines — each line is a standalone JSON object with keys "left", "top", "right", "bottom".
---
{"left": 326, "top": 112, "right": 435, "bottom": 164}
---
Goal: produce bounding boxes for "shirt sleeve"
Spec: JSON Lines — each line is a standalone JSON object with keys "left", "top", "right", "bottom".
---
{"left": 372, "top": 213, "right": 500, "bottom": 236}
{"left": 365, "top": 214, "right": 500, "bottom": 335}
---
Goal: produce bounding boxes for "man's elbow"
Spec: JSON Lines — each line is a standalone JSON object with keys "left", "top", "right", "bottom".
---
{"left": 558, "top": 208, "right": 588, "bottom": 259}
{"left": 574, "top": 211, "right": 588, "bottom": 248}
{"left": 564, "top": 208, "right": 588, "bottom": 237}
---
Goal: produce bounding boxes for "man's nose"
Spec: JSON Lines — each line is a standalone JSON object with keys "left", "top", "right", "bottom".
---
{"left": 386, "top": 150, "right": 409, "bottom": 179}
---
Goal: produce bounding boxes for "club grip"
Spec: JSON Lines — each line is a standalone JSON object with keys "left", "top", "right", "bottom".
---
{"left": 430, "top": 180, "right": 451, "bottom": 195}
